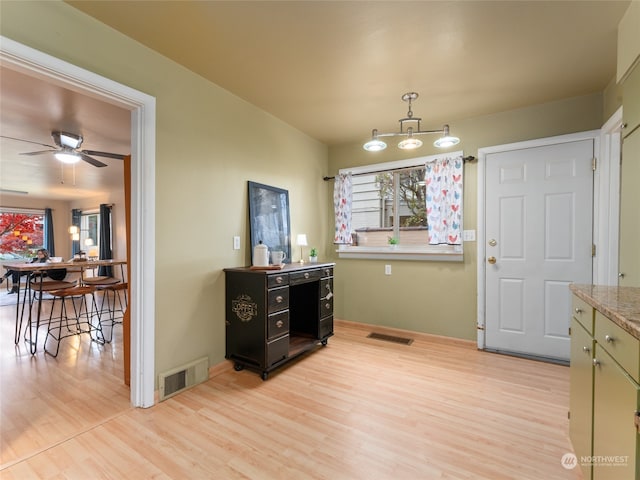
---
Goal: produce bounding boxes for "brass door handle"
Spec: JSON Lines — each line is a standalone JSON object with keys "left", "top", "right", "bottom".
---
{"left": 488, "top": 256, "right": 496, "bottom": 264}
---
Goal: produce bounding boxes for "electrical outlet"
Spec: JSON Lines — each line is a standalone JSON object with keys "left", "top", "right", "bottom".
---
{"left": 385, "top": 265, "right": 392, "bottom": 275}
{"left": 233, "top": 236, "right": 241, "bottom": 250}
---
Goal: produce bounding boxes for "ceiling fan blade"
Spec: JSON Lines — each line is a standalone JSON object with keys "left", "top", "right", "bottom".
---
{"left": 19, "top": 149, "right": 57, "bottom": 156}
{"left": 81, "top": 149, "right": 126, "bottom": 160}
{"left": 1, "top": 135, "right": 57, "bottom": 150}
{"left": 79, "top": 153, "right": 107, "bottom": 167}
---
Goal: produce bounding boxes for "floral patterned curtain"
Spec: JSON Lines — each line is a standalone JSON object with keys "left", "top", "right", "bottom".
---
{"left": 425, "top": 156, "right": 463, "bottom": 245}
{"left": 333, "top": 173, "right": 353, "bottom": 244}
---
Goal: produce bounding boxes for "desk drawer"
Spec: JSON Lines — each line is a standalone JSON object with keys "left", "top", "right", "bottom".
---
{"left": 268, "top": 286, "right": 289, "bottom": 314}
{"left": 320, "top": 296, "right": 333, "bottom": 317}
{"left": 319, "top": 316, "right": 333, "bottom": 339}
{"left": 595, "top": 311, "right": 639, "bottom": 382}
{"left": 320, "top": 266, "right": 333, "bottom": 278}
{"left": 572, "top": 295, "right": 594, "bottom": 334}
{"left": 267, "top": 273, "right": 289, "bottom": 288}
{"left": 267, "top": 310, "right": 289, "bottom": 340}
{"left": 290, "top": 269, "right": 322, "bottom": 285}
{"left": 267, "top": 335, "right": 289, "bottom": 366}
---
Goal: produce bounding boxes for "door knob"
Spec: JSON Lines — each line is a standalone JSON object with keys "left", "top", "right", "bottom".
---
{"left": 619, "top": 272, "right": 626, "bottom": 278}
{"left": 487, "top": 256, "right": 497, "bottom": 264}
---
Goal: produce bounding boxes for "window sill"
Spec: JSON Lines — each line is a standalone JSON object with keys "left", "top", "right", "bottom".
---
{"left": 336, "top": 245, "right": 463, "bottom": 262}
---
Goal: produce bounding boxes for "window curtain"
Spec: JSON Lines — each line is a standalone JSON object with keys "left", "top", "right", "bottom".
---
{"left": 43, "top": 208, "right": 55, "bottom": 256}
{"left": 98, "top": 204, "right": 113, "bottom": 277}
{"left": 333, "top": 173, "right": 353, "bottom": 244}
{"left": 71, "top": 208, "right": 82, "bottom": 256}
{"left": 425, "top": 156, "right": 463, "bottom": 245}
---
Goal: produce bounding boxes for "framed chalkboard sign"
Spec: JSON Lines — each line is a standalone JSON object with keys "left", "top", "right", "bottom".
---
{"left": 248, "top": 181, "right": 291, "bottom": 264}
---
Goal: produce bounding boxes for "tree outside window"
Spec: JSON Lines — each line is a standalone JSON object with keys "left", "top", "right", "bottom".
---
{"left": 0, "top": 211, "right": 44, "bottom": 259}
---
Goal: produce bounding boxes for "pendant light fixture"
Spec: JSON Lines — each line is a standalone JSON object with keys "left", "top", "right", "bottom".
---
{"left": 363, "top": 92, "right": 460, "bottom": 151}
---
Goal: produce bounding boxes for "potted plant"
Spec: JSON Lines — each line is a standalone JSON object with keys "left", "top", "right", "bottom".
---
{"left": 309, "top": 247, "right": 318, "bottom": 263}
{"left": 388, "top": 237, "right": 399, "bottom": 249}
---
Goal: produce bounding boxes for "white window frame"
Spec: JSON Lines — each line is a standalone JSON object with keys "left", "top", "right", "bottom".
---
{"left": 337, "top": 151, "right": 464, "bottom": 261}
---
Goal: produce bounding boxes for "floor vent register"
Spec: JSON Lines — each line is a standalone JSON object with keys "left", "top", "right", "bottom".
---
{"left": 367, "top": 332, "right": 413, "bottom": 346}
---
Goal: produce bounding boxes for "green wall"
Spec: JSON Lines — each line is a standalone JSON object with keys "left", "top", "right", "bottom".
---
{"left": 0, "top": 1, "right": 612, "bottom": 380}
{"left": 0, "top": 1, "right": 330, "bottom": 380}
{"left": 328, "top": 93, "right": 604, "bottom": 340}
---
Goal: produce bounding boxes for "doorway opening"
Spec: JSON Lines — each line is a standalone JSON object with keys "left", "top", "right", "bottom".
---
{"left": 0, "top": 35, "right": 156, "bottom": 407}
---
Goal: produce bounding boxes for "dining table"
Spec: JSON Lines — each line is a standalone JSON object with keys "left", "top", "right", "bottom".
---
{"left": 2, "top": 258, "right": 127, "bottom": 354}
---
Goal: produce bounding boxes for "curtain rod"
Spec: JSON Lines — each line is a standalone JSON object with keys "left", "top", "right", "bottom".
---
{"left": 322, "top": 155, "right": 475, "bottom": 181}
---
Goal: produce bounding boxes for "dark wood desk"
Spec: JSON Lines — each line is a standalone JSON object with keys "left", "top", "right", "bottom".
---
{"left": 224, "top": 262, "right": 335, "bottom": 380}
{"left": 3, "top": 259, "right": 127, "bottom": 354}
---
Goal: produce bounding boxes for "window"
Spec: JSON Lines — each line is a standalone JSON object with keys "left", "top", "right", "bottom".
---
{"left": 336, "top": 152, "right": 464, "bottom": 261}
{"left": 79, "top": 211, "right": 101, "bottom": 258}
{"left": 0, "top": 208, "right": 45, "bottom": 260}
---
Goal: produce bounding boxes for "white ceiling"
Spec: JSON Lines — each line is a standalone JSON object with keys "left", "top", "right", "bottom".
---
{"left": 0, "top": 0, "right": 630, "bottom": 201}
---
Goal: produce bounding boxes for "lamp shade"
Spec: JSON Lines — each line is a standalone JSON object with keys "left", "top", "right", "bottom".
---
{"left": 68, "top": 226, "right": 79, "bottom": 235}
{"left": 296, "top": 234, "right": 308, "bottom": 246}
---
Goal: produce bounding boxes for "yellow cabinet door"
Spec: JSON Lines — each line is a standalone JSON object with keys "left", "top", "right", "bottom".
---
{"left": 593, "top": 345, "right": 640, "bottom": 480}
{"left": 619, "top": 129, "right": 640, "bottom": 287}
{"left": 570, "top": 317, "right": 595, "bottom": 480}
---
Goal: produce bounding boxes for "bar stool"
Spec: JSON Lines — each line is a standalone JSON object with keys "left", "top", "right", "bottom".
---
{"left": 82, "top": 276, "right": 127, "bottom": 342}
{"left": 23, "top": 278, "right": 77, "bottom": 354}
{"left": 43, "top": 284, "right": 104, "bottom": 357}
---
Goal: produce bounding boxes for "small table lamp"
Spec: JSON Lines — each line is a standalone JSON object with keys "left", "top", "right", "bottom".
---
{"left": 296, "top": 234, "right": 308, "bottom": 264}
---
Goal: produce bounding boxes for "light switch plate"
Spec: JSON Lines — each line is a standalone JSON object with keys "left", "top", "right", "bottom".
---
{"left": 233, "top": 236, "right": 241, "bottom": 250}
{"left": 463, "top": 230, "right": 476, "bottom": 242}
{"left": 385, "top": 265, "right": 392, "bottom": 275}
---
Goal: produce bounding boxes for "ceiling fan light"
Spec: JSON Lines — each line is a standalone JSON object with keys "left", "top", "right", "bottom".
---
{"left": 55, "top": 151, "right": 81, "bottom": 164}
{"left": 57, "top": 131, "right": 82, "bottom": 149}
{"left": 434, "top": 135, "right": 460, "bottom": 148}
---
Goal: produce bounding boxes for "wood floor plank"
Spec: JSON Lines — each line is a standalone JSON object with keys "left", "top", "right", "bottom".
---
{"left": 1, "top": 304, "right": 581, "bottom": 479}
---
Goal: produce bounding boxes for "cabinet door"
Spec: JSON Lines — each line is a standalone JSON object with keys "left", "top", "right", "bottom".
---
{"left": 622, "top": 65, "right": 640, "bottom": 136}
{"left": 593, "top": 345, "right": 640, "bottom": 480}
{"left": 570, "top": 317, "right": 594, "bottom": 480}
{"left": 619, "top": 130, "right": 640, "bottom": 287}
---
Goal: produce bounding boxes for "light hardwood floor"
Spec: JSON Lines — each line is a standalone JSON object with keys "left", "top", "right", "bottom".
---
{"left": 1, "top": 297, "right": 581, "bottom": 479}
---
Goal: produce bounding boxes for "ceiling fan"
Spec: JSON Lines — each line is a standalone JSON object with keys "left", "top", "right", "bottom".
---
{"left": 1, "top": 131, "right": 126, "bottom": 167}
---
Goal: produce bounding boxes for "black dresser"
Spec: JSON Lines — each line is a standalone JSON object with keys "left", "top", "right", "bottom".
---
{"left": 224, "top": 262, "right": 335, "bottom": 380}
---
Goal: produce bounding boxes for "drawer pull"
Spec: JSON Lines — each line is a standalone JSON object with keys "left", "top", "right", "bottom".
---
{"left": 276, "top": 295, "right": 284, "bottom": 303}
{"left": 582, "top": 346, "right": 590, "bottom": 354}
{"left": 605, "top": 334, "right": 614, "bottom": 343}
{"left": 276, "top": 320, "right": 284, "bottom": 328}
{"left": 276, "top": 276, "right": 283, "bottom": 284}
{"left": 304, "top": 273, "right": 310, "bottom": 279}
{"left": 593, "top": 358, "right": 601, "bottom": 367}
{"left": 574, "top": 307, "right": 583, "bottom": 314}
{"left": 325, "top": 303, "right": 331, "bottom": 310}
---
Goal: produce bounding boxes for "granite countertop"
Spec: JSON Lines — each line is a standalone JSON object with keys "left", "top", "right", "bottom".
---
{"left": 570, "top": 284, "right": 640, "bottom": 339}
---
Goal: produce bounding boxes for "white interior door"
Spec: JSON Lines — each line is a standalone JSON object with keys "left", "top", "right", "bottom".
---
{"left": 484, "top": 139, "right": 594, "bottom": 361}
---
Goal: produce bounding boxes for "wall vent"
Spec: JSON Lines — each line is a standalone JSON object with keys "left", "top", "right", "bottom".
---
{"left": 158, "top": 356, "right": 209, "bottom": 401}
